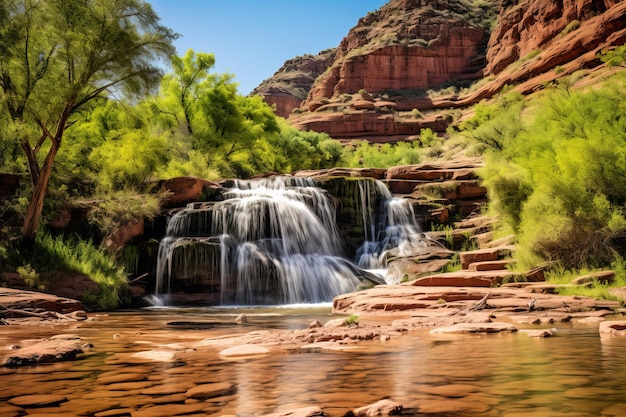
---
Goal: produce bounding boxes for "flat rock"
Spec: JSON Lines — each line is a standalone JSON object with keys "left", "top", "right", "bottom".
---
{"left": 8, "top": 394, "right": 68, "bottom": 407}
{"left": 599, "top": 321, "right": 626, "bottom": 335}
{"left": 0, "top": 287, "right": 83, "bottom": 316}
{"left": 2, "top": 335, "right": 86, "bottom": 367}
{"left": 260, "top": 406, "right": 325, "bottom": 417}
{"left": 130, "top": 402, "right": 208, "bottom": 417}
{"left": 420, "top": 384, "right": 478, "bottom": 398}
{"left": 430, "top": 322, "right": 517, "bottom": 334}
{"left": 219, "top": 344, "right": 270, "bottom": 357}
{"left": 520, "top": 328, "right": 557, "bottom": 338}
{"left": 185, "top": 382, "right": 236, "bottom": 399}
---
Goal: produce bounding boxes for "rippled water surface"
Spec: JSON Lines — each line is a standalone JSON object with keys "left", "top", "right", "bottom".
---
{"left": 2, "top": 307, "right": 626, "bottom": 416}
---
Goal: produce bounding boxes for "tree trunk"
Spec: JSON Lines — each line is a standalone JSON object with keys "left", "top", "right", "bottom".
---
{"left": 21, "top": 138, "right": 60, "bottom": 246}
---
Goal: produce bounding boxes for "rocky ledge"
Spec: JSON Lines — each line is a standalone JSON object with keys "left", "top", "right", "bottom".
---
{"left": 0, "top": 287, "right": 86, "bottom": 325}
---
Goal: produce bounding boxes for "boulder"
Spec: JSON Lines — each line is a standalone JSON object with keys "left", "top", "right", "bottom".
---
{"left": 159, "top": 176, "right": 222, "bottom": 208}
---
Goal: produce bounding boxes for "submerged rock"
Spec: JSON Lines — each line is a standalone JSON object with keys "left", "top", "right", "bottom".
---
{"left": 260, "top": 406, "right": 325, "bottom": 417}
{"left": 430, "top": 322, "right": 517, "bottom": 334}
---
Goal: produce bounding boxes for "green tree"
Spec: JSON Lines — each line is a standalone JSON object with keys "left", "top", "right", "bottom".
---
{"left": 0, "top": 0, "right": 176, "bottom": 245}
{"left": 156, "top": 49, "right": 280, "bottom": 178}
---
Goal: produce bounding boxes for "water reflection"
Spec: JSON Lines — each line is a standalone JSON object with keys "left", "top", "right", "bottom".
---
{"left": 1, "top": 308, "right": 626, "bottom": 416}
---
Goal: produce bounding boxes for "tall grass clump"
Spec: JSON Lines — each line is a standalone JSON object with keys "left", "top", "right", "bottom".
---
{"left": 9, "top": 233, "right": 129, "bottom": 310}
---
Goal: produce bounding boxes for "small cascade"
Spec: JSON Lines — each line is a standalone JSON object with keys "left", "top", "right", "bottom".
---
{"left": 155, "top": 176, "right": 424, "bottom": 305}
{"left": 355, "top": 181, "right": 426, "bottom": 271}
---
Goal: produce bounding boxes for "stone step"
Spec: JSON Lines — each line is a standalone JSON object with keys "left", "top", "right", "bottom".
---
{"left": 408, "top": 270, "right": 520, "bottom": 287}
{"left": 468, "top": 259, "right": 514, "bottom": 272}
{"left": 459, "top": 245, "right": 516, "bottom": 269}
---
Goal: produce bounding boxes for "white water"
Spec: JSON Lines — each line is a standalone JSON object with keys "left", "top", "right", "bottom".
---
{"left": 155, "top": 176, "right": 424, "bottom": 305}
{"left": 355, "top": 180, "right": 426, "bottom": 271}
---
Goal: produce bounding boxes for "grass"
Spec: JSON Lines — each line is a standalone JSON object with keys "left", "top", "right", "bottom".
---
{"left": 7, "top": 233, "right": 130, "bottom": 310}
{"left": 544, "top": 263, "right": 626, "bottom": 303}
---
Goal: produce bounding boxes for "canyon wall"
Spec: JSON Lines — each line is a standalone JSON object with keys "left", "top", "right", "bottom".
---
{"left": 253, "top": 0, "right": 626, "bottom": 142}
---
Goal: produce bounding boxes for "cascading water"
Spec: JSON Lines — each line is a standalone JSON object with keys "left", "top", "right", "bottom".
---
{"left": 355, "top": 180, "right": 426, "bottom": 272}
{"left": 155, "top": 176, "right": 424, "bottom": 305}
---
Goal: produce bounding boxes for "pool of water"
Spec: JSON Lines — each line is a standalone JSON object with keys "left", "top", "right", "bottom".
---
{"left": 1, "top": 306, "right": 626, "bottom": 416}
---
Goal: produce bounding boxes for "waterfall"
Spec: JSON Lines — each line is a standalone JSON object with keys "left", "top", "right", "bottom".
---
{"left": 155, "top": 176, "right": 423, "bottom": 305}
{"left": 354, "top": 181, "right": 426, "bottom": 271}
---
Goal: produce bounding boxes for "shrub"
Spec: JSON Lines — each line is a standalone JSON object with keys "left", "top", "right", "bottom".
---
{"left": 463, "top": 73, "right": 626, "bottom": 270}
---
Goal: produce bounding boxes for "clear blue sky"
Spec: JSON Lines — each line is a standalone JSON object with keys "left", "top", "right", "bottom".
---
{"left": 149, "top": 1, "right": 387, "bottom": 95}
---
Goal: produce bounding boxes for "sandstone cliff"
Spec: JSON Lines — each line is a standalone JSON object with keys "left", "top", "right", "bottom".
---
{"left": 250, "top": 49, "right": 336, "bottom": 118}
{"left": 254, "top": 0, "right": 626, "bottom": 142}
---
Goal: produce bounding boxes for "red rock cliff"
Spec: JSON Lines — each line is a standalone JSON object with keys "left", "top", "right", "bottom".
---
{"left": 487, "top": 0, "right": 625, "bottom": 75}
{"left": 251, "top": 49, "right": 336, "bottom": 118}
{"left": 303, "top": 0, "right": 490, "bottom": 107}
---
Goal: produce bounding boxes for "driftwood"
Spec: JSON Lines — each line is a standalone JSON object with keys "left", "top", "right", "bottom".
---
{"left": 449, "top": 292, "right": 491, "bottom": 316}
{"left": 129, "top": 272, "right": 149, "bottom": 284}
{"left": 0, "top": 305, "right": 82, "bottom": 321}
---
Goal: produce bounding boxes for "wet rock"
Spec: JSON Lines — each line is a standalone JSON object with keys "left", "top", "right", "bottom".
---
{"left": 130, "top": 350, "right": 176, "bottom": 362}
{"left": 260, "top": 406, "right": 325, "bottom": 417}
{"left": 309, "top": 320, "right": 323, "bottom": 329}
{"left": 520, "top": 328, "right": 557, "bottom": 338}
{"left": 420, "top": 384, "right": 478, "bottom": 398}
{"left": 219, "top": 344, "right": 270, "bottom": 357}
{"left": 235, "top": 314, "right": 248, "bottom": 324}
{"left": 8, "top": 394, "right": 68, "bottom": 407}
{"left": 599, "top": 321, "right": 626, "bottom": 336}
{"left": 430, "top": 322, "right": 517, "bottom": 334}
{"left": 131, "top": 402, "right": 208, "bottom": 417}
{"left": 2, "top": 335, "right": 87, "bottom": 367}
{"left": 349, "top": 399, "right": 403, "bottom": 416}
{"left": 185, "top": 382, "right": 236, "bottom": 399}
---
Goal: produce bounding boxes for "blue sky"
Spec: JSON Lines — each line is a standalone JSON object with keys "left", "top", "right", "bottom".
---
{"left": 149, "top": 1, "right": 387, "bottom": 95}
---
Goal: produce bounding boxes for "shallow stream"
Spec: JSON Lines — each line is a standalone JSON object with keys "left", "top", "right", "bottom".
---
{"left": 1, "top": 306, "right": 626, "bottom": 416}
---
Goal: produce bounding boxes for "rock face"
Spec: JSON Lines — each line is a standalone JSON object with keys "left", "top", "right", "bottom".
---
{"left": 303, "top": 0, "right": 489, "bottom": 104}
{"left": 486, "top": 0, "right": 626, "bottom": 75}
{"left": 254, "top": 0, "right": 626, "bottom": 141}
{"left": 286, "top": 0, "right": 493, "bottom": 139}
{"left": 251, "top": 49, "right": 336, "bottom": 118}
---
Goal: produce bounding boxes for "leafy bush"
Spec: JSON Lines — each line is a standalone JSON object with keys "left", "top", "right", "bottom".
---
{"left": 462, "top": 73, "right": 626, "bottom": 269}
{"left": 340, "top": 140, "right": 421, "bottom": 168}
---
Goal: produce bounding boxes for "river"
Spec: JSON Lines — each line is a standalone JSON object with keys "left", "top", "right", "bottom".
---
{"left": 1, "top": 306, "right": 626, "bottom": 416}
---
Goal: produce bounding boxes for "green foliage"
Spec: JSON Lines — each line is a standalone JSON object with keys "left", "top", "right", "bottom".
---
{"left": 85, "top": 189, "right": 161, "bottom": 241}
{"left": 465, "top": 73, "right": 626, "bottom": 269}
{"left": 601, "top": 45, "right": 626, "bottom": 67}
{"left": 6, "top": 233, "right": 128, "bottom": 309}
{"left": 17, "top": 264, "right": 44, "bottom": 291}
{"left": 0, "top": 0, "right": 177, "bottom": 241}
{"left": 340, "top": 140, "right": 421, "bottom": 168}
{"left": 344, "top": 314, "right": 360, "bottom": 325}
{"left": 545, "top": 260, "right": 626, "bottom": 302}
{"left": 560, "top": 20, "right": 580, "bottom": 37}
